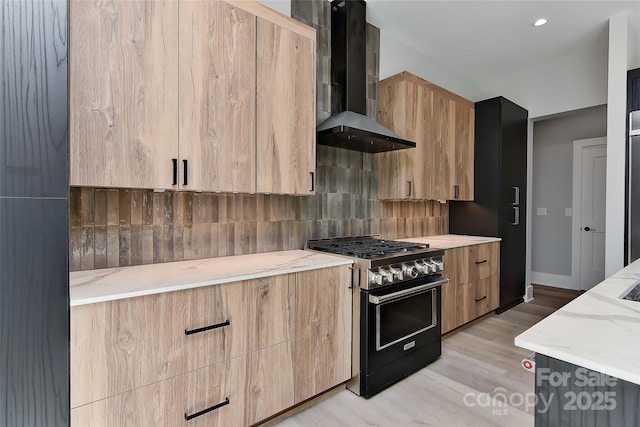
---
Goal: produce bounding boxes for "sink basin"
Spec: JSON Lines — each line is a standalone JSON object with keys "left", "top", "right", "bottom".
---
{"left": 621, "top": 281, "right": 640, "bottom": 302}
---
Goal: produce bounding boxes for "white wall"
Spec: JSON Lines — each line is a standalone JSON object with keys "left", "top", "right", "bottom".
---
{"left": 257, "top": 0, "right": 291, "bottom": 16}
{"left": 477, "top": 47, "right": 609, "bottom": 119}
{"left": 378, "top": 32, "right": 484, "bottom": 101}
{"left": 629, "top": 10, "right": 640, "bottom": 69}
{"left": 605, "top": 13, "right": 629, "bottom": 277}
{"left": 530, "top": 106, "right": 607, "bottom": 289}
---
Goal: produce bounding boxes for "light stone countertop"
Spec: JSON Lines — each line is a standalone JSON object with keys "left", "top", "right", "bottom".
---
{"left": 70, "top": 250, "right": 353, "bottom": 307}
{"left": 515, "top": 259, "right": 640, "bottom": 385}
{"left": 398, "top": 234, "right": 502, "bottom": 249}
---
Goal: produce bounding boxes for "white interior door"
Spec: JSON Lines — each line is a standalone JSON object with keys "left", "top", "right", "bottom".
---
{"left": 579, "top": 144, "right": 607, "bottom": 290}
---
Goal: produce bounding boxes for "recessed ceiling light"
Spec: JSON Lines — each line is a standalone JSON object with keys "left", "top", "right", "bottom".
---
{"left": 533, "top": 18, "right": 548, "bottom": 27}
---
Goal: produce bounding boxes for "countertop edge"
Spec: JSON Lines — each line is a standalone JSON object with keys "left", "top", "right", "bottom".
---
{"left": 70, "top": 253, "right": 353, "bottom": 307}
{"left": 399, "top": 234, "right": 502, "bottom": 249}
{"left": 514, "top": 259, "right": 640, "bottom": 386}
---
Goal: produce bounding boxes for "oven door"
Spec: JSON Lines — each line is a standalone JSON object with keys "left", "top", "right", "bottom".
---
{"left": 362, "top": 276, "right": 448, "bottom": 374}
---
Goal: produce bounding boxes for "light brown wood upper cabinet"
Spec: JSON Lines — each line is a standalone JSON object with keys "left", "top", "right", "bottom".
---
{"left": 69, "top": 0, "right": 179, "bottom": 189}
{"left": 179, "top": 0, "right": 257, "bottom": 193}
{"left": 70, "top": 0, "right": 316, "bottom": 194}
{"left": 378, "top": 76, "right": 433, "bottom": 199}
{"left": 378, "top": 72, "right": 474, "bottom": 201}
{"left": 453, "top": 101, "right": 475, "bottom": 200}
{"left": 257, "top": 18, "right": 316, "bottom": 195}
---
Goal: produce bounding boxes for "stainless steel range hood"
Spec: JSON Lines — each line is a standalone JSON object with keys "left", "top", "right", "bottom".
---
{"left": 317, "top": 0, "right": 416, "bottom": 153}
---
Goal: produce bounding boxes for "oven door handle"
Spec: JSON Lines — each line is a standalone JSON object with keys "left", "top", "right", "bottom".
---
{"left": 368, "top": 277, "right": 450, "bottom": 305}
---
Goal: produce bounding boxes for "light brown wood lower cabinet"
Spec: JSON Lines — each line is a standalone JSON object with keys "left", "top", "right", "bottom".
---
{"left": 294, "top": 267, "right": 352, "bottom": 403}
{"left": 71, "top": 265, "right": 353, "bottom": 426}
{"left": 246, "top": 341, "right": 295, "bottom": 425}
{"left": 246, "top": 274, "right": 295, "bottom": 352}
{"left": 441, "top": 243, "right": 500, "bottom": 334}
{"left": 71, "top": 356, "right": 246, "bottom": 427}
{"left": 70, "top": 282, "right": 247, "bottom": 408}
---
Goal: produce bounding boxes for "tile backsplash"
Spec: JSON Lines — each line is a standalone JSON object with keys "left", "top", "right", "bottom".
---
{"left": 69, "top": 145, "right": 448, "bottom": 271}
{"left": 68, "top": 0, "right": 449, "bottom": 271}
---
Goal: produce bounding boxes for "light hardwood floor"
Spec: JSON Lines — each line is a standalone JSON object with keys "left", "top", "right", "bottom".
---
{"left": 271, "top": 285, "right": 580, "bottom": 427}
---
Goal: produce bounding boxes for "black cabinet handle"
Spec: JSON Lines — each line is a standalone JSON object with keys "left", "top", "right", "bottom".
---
{"left": 184, "top": 397, "right": 229, "bottom": 421}
{"left": 475, "top": 259, "right": 488, "bottom": 265}
{"left": 310, "top": 171, "right": 314, "bottom": 192}
{"left": 475, "top": 295, "right": 487, "bottom": 302}
{"left": 407, "top": 181, "right": 412, "bottom": 197}
{"left": 172, "top": 159, "right": 178, "bottom": 185}
{"left": 185, "top": 320, "right": 230, "bottom": 336}
{"left": 183, "top": 159, "right": 188, "bottom": 186}
{"left": 454, "top": 185, "right": 460, "bottom": 199}
{"left": 584, "top": 226, "right": 592, "bottom": 231}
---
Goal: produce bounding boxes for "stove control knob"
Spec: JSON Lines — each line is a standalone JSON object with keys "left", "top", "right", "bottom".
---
{"left": 368, "top": 270, "right": 384, "bottom": 286}
{"left": 402, "top": 263, "right": 419, "bottom": 279}
{"left": 414, "top": 259, "right": 427, "bottom": 273}
{"left": 422, "top": 260, "right": 437, "bottom": 274}
{"left": 432, "top": 259, "right": 444, "bottom": 272}
{"left": 388, "top": 265, "right": 402, "bottom": 281}
{"left": 378, "top": 267, "right": 394, "bottom": 284}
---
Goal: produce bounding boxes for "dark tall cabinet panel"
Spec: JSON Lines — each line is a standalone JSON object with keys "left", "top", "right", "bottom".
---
{"left": 1, "top": 0, "right": 69, "bottom": 425}
{"left": 625, "top": 67, "right": 640, "bottom": 265}
{"left": 449, "top": 96, "right": 528, "bottom": 313}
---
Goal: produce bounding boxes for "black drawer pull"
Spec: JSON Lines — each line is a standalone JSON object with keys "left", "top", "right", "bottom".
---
{"left": 475, "top": 296, "right": 487, "bottom": 302}
{"left": 183, "top": 159, "right": 188, "bottom": 186}
{"left": 184, "top": 397, "right": 229, "bottom": 421}
{"left": 172, "top": 159, "right": 178, "bottom": 185}
{"left": 310, "top": 171, "right": 315, "bottom": 192}
{"left": 185, "top": 320, "right": 230, "bottom": 336}
{"left": 475, "top": 259, "right": 488, "bottom": 265}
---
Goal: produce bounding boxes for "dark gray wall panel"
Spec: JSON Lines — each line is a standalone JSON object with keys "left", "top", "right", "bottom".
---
{"left": 535, "top": 354, "right": 640, "bottom": 427}
{"left": 1, "top": 0, "right": 68, "bottom": 198}
{"left": 0, "top": 198, "right": 69, "bottom": 426}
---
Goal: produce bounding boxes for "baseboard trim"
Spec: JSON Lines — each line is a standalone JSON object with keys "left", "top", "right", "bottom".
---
{"left": 531, "top": 271, "right": 576, "bottom": 290}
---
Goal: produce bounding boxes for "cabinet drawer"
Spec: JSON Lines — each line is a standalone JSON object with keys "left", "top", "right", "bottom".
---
{"left": 71, "top": 356, "right": 247, "bottom": 427}
{"left": 473, "top": 275, "right": 499, "bottom": 317}
{"left": 71, "top": 282, "right": 247, "bottom": 407}
{"left": 468, "top": 242, "right": 499, "bottom": 280}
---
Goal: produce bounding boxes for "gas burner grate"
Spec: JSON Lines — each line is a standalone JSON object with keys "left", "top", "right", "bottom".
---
{"left": 307, "top": 237, "right": 428, "bottom": 259}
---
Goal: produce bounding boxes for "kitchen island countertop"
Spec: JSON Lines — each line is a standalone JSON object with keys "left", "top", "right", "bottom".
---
{"left": 515, "top": 259, "right": 640, "bottom": 385}
{"left": 70, "top": 250, "right": 353, "bottom": 307}
{"left": 399, "top": 234, "right": 501, "bottom": 249}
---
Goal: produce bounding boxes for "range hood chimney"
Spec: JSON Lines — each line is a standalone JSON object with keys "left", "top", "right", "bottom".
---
{"left": 317, "top": 0, "right": 416, "bottom": 153}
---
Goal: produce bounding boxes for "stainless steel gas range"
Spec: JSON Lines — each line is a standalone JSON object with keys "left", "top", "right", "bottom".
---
{"left": 306, "top": 236, "right": 449, "bottom": 398}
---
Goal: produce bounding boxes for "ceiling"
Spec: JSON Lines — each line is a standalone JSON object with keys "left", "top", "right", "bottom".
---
{"left": 365, "top": 0, "right": 640, "bottom": 85}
